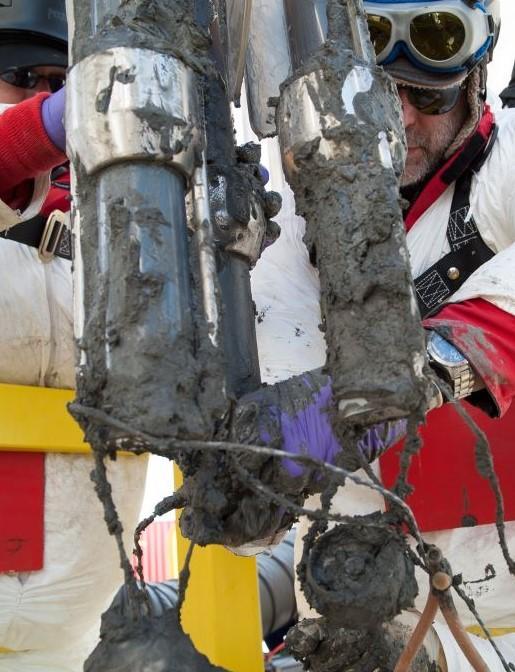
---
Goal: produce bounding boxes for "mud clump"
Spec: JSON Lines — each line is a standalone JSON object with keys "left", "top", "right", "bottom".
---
{"left": 286, "top": 618, "right": 441, "bottom": 672}
{"left": 301, "top": 514, "right": 418, "bottom": 630}
{"left": 71, "top": 0, "right": 211, "bottom": 72}
{"left": 177, "top": 371, "right": 336, "bottom": 547}
{"left": 85, "top": 605, "right": 229, "bottom": 672}
{"left": 286, "top": 619, "right": 380, "bottom": 672}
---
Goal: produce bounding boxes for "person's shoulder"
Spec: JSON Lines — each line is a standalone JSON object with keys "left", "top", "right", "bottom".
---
{"left": 492, "top": 107, "right": 515, "bottom": 141}
{"left": 478, "top": 108, "right": 515, "bottom": 178}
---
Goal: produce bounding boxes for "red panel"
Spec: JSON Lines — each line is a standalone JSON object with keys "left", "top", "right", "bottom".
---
{"left": 0, "top": 452, "right": 45, "bottom": 572}
{"left": 131, "top": 520, "right": 173, "bottom": 583}
{"left": 380, "top": 402, "right": 515, "bottom": 532}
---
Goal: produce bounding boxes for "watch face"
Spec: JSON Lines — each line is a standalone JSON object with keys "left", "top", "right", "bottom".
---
{"left": 428, "top": 332, "right": 466, "bottom": 365}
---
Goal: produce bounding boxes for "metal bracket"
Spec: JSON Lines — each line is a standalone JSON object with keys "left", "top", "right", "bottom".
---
{"left": 38, "top": 210, "right": 68, "bottom": 263}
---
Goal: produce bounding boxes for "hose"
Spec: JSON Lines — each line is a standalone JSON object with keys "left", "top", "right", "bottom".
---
{"left": 111, "top": 530, "right": 297, "bottom": 637}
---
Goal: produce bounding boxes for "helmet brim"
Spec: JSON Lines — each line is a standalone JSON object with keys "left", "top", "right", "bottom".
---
{"left": 0, "top": 41, "right": 67, "bottom": 72}
{"left": 383, "top": 57, "right": 468, "bottom": 90}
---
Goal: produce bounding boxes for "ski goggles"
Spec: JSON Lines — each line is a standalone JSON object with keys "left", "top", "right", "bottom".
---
{"left": 398, "top": 83, "right": 464, "bottom": 114}
{"left": 0, "top": 67, "right": 65, "bottom": 93}
{"left": 364, "top": 1, "right": 494, "bottom": 73}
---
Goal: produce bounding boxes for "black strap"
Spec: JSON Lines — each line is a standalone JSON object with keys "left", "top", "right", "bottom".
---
{"left": 414, "top": 235, "right": 494, "bottom": 318}
{"left": 0, "top": 213, "right": 72, "bottom": 261}
{"left": 414, "top": 163, "right": 496, "bottom": 319}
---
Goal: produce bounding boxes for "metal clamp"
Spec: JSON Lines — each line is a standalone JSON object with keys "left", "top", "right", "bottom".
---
{"left": 38, "top": 210, "right": 68, "bottom": 263}
{"left": 66, "top": 48, "right": 201, "bottom": 177}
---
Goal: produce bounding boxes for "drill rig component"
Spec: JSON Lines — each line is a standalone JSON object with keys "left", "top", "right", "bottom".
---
{"left": 244, "top": 0, "right": 291, "bottom": 138}
{"left": 67, "top": 48, "right": 200, "bottom": 176}
{"left": 225, "top": 0, "right": 253, "bottom": 105}
{"left": 67, "top": 0, "right": 227, "bottom": 446}
{"left": 284, "top": 0, "right": 328, "bottom": 70}
{"left": 192, "top": 155, "right": 221, "bottom": 346}
{"left": 301, "top": 517, "right": 418, "bottom": 630}
{"left": 278, "top": 0, "right": 428, "bottom": 428}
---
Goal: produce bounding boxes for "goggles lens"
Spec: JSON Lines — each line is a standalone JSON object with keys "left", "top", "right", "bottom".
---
{"left": 399, "top": 85, "right": 463, "bottom": 115}
{"left": 367, "top": 14, "right": 392, "bottom": 56}
{"left": 410, "top": 12, "right": 466, "bottom": 61}
{"left": 0, "top": 67, "right": 66, "bottom": 93}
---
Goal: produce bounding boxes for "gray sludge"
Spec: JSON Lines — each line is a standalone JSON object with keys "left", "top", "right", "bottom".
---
{"left": 84, "top": 607, "right": 228, "bottom": 672}
{"left": 301, "top": 514, "right": 418, "bottom": 630}
{"left": 278, "top": 0, "right": 429, "bottom": 433}
{"left": 70, "top": 0, "right": 227, "bottom": 448}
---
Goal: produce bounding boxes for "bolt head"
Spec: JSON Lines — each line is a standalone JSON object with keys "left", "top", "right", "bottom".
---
{"left": 447, "top": 267, "right": 460, "bottom": 281}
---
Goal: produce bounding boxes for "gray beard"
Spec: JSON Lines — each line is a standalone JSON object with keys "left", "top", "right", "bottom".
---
{"left": 400, "top": 113, "right": 466, "bottom": 187}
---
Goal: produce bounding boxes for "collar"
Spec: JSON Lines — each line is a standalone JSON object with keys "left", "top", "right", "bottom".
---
{"left": 404, "top": 106, "right": 496, "bottom": 233}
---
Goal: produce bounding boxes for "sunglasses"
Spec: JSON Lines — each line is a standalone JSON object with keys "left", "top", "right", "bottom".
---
{"left": 0, "top": 67, "right": 66, "bottom": 93}
{"left": 398, "top": 84, "right": 464, "bottom": 116}
{"left": 365, "top": 2, "right": 492, "bottom": 72}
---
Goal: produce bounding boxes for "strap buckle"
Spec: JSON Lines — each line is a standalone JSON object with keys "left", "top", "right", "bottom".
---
{"left": 38, "top": 210, "right": 68, "bottom": 263}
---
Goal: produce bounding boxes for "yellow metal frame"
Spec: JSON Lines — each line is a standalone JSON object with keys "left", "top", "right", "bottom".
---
{"left": 173, "top": 465, "right": 264, "bottom": 672}
{"left": 0, "top": 383, "right": 88, "bottom": 453}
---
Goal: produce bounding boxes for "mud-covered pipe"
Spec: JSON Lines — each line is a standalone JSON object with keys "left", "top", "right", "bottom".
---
{"left": 218, "top": 253, "right": 261, "bottom": 397}
{"left": 284, "top": 0, "right": 328, "bottom": 70}
{"left": 278, "top": 0, "right": 429, "bottom": 430}
{"left": 67, "top": 0, "right": 227, "bottom": 443}
{"left": 201, "top": 36, "right": 262, "bottom": 398}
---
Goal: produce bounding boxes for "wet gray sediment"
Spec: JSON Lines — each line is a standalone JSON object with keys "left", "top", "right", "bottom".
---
{"left": 278, "top": 0, "right": 429, "bottom": 432}
{"left": 301, "top": 514, "right": 418, "bottom": 629}
{"left": 84, "top": 605, "right": 229, "bottom": 672}
{"left": 178, "top": 370, "right": 331, "bottom": 547}
{"left": 286, "top": 617, "right": 440, "bottom": 672}
{"left": 72, "top": 0, "right": 212, "bottom": 72}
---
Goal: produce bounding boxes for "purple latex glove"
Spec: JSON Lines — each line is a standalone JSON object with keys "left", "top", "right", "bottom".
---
{"left": 259, "top": 164, "right": 270, "bottom": 185}
{"left": 41, "top": 86, "right": 66, "bottom": 152}
{"left": 243, "top": 371, "right": 408, "bottom": 478}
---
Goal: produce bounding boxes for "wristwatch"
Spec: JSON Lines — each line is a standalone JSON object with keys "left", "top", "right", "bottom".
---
{"left": 426, "top": 330, "right": 476, "bottom": 400}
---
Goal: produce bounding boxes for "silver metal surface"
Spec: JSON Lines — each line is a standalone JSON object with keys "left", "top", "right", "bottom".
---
{"left": 226, "top": 0, "right": 253, "bottom": 104}
{"left": 278, "top": 68, "right": 404, "bottom": 181}
{"left": 209, "top": 174, "right": 266, "bottom": 265}
{"left": 67, "top": 47, "right": 201, "bottom": 176}
{"left": 91, "top": 0, "right": 115, "bottom": 31}
{"left": 278, "top": 70, "right": 341, "bottom": 180}
{"left": 192, "top": 155, "right": 220, "bottom": 346}
{"left": 226, "top": 193, "right": 266, "bottom": 264}
{"left": 245, "top": 0, "right": 291, "bottom": 138}
{"left": 284, "top": 0, "right": 328, "bottom": 70}
{"left": 347, "top": 0, "right": 376, "bottom": 65}
{"left": 270, "top": 658, "right": 303, "bottom": 672}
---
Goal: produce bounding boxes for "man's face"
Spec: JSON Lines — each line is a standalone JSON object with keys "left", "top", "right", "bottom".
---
{"left": 0, "top": 65, "right": 66, "bottom": 104}
{"left": 397, "top": 86, "right": 469, "bottom": 187}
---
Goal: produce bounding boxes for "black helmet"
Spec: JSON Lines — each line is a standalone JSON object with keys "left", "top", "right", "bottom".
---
{"left": 0, "top": 0, "right": 67, "bottom": 72}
